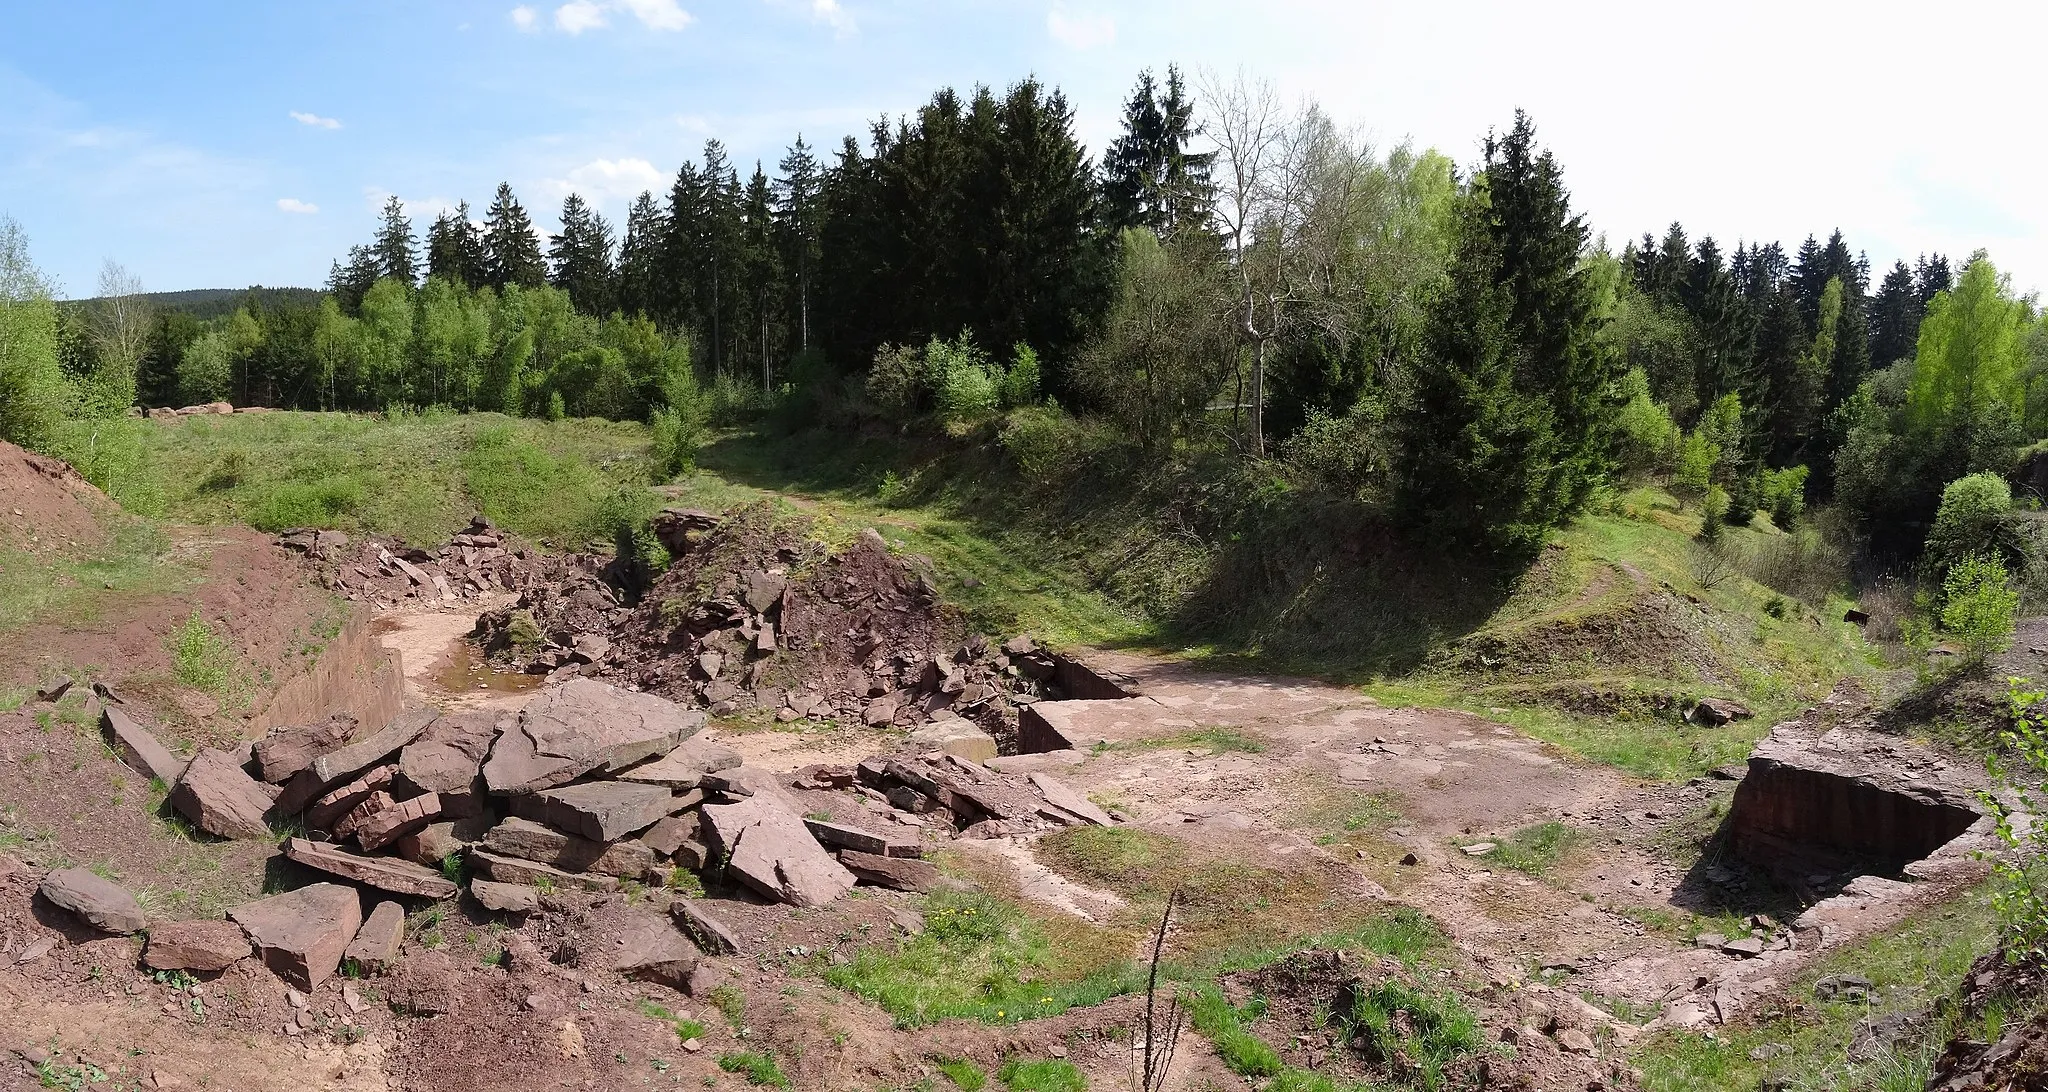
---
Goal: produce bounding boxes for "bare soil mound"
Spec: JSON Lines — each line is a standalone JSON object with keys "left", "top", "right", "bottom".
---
{"left": 0, "top": 439, "right": 107, "bottom": 550}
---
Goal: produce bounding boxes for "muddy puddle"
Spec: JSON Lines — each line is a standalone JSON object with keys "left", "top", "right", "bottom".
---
{"left": 372, "top": 609, "right": 539, "bottom": 712}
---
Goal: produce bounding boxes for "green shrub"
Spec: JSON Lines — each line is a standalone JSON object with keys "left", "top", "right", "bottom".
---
{"left": 1926, "top": 472, "right": 2015, "bottom": 575}
{"left": 1940, "top": 553, "right": 2018, "bottom": 664}
{"left": 1673, "top": 431, "right": 1716, "bottom": 502}
{"left": 1989, "top": 680, "right": 2048, "bottom": 963}
{"left": 1001, "top": 343, "right": 1042, "bottom": 409}
{"left": 928, "top": 333, "right": 999, "bottom": 424}
{"left": 169, "top": 612, "right": 236, "bottom": 694}
{"left": 1613, "top": 368, "right": 1678, "bottom": 476}
{"left": 1699, "top": 484, "right": 1728, "bottom": 542}
{"left": 1758, "top": 464, "right": 1810, "bottom": 528}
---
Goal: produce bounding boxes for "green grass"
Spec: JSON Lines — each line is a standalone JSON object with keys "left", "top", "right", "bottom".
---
{"left": 995, "top": 1058, "right": 1086, "bottom": 1092}
{"left": 1632, "top": 888, "right": 2007, "bottom": 1092}
{"left": 1473, "top": 821, "right": 1583, "bottom": 875}
{"left": 822, "top": 888, "right": 1147, "bottom": 1028}
{"left": 0, "top": 519, "right": 181, "bottom": 636}
{"left": 716, "top": 1050, "right": 790, "bottom": 1088}
{"left": 707, "top": 983, "right": 747, "bottom": 1027}
{"left": 1093, "top": 724, "right": 1266, "bottom": 756}
{"left": 635, "top": 999, "right": 706, "bottom": 1043}
{"left": 167, "top": 611, "right": 238, "bottom": 695}
{"left": 122, "top": 410, "right": 658, "bottom": 548}
{"left": 1186, "top": 987, "right": 1363, "bottom": 1092}
{"left": 1343, "top": 980, "right": 1482, "bottom": 1091}
{"left": 934, "top": 1057, "right": 987, "bottom": 1091}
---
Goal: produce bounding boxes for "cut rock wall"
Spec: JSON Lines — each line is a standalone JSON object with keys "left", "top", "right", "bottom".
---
{"left": 249, "top": 609, "right": 405, "bottom": 739}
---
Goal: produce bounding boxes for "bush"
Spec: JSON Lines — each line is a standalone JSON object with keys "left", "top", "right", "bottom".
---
{"left": 1673, "top": 431, "right": 1717, "bottom": 502}
{"left": 1758, "top": 464, "right": 1810, "bottom": 528}
{"left": 1989, "top": 679, "right": 2048, "bottom": 964}
{"left": 927, "top": 333, "right": 1000, "bottom": 424}
{"left": 1001, "top": 343, "right": 1042, "bottom": 409}
{"left": 1926, "top": 472, "right": 2015, "bottom": 575}
{"left": 1737, "top": 520, "right": 1850, "bottom": 605}
{"left": 1613, "top": 368, "right": 1678, "bottom": 476}
{"left": 1940, "top": 553, "right": 2019, "bottom": 664}
{"left": 1698, "top": 484, "right": 1728, "bottom": 542}
{"left": 865, "top": 343, "right": 925, "bottom": 420}
{"left": 998, "top": 406, "right": 1119, "bottom": 489}
{"left": 250, "top": 475, "right": 367, "bottom": 532}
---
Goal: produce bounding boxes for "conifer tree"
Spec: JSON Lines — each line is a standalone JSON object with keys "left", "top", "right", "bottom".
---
{"left": 740, "top": 165, "right": 784, "bottom": 386}
{"left": 483, "top": 183, "right": 546, "bottom": 290}
{"left": 1101, "top": 65, "right": 1213, "bottom": 237}
{"left": 1396, "top": 111, "right": 1615, "bottom": 560}
{"left": 772, "top": 137, "right": 822, "bottom": 351}
{"left": 373, "top": 196, "right": 418, "bottom": 286}
{"left": 548, "top": 193, "right": 616, "bottom": 315}
{"left": 1870, "top": 260, "right": 1923, "bottom": 367}
{"left": 616, "top": 191, "right": 666, "bottom": 320}
{"left": 426, "top": 202, "right": 486, "bottom": 288}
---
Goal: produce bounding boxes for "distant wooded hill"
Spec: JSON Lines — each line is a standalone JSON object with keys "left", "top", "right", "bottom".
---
{"left": 63, "top": 287, "right": 321, "bottom": 319}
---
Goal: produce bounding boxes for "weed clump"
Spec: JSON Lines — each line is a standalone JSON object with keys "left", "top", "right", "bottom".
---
{"left": 716, "top": 1050, "right": 789, "bottom": 1088}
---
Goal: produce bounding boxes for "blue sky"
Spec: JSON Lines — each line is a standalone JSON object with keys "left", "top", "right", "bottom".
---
{"left": 4, "top": 0, "right": 2043, "bottom": 298}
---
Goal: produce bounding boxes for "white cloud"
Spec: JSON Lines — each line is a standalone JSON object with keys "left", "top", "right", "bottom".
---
{"left": 288, "top": 110, "right": 341, "bottom": 130}
{"left": 547, "top": 157, "right": 666, "bottom": 203}
{"left": 509, "top": 4, "right": 538, "bottom": 30}
{"left": 362, "top": 187, "right": 458, "bottom": 221}
{"left": 619, "top": 0, "right": 693, "bottom": 31}
{"left": 809, "top": 0, "right": 855, "bottom": 34}
{"left": 275, "top": 198, "right": 319, "bottom": 214}
{"left": 1046, "top": 4, "right": 1114, "bottom": 50}
{"left": 555, "top": 0, "right": 609, "bottom": 33}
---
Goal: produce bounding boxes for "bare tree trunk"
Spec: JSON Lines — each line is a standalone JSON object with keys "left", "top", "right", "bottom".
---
{"left": 1250, "top": 336, "right": 1266, "bottom": 456}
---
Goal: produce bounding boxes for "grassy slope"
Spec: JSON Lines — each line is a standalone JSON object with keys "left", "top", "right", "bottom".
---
{"left": 107, "top": 411, "right": 1874, "bottom": 781}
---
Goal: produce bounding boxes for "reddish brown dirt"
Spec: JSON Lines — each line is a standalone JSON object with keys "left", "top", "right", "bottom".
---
{"left": 0, "top": 440, "right": 105, "bottom": 553}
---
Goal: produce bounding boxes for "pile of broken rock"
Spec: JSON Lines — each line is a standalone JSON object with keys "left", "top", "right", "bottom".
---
{"left": 48, "top": 676, "right": 1115, "bottom": 998}
{"left": 282, "top": 514, "right": 566, "bottom": 608}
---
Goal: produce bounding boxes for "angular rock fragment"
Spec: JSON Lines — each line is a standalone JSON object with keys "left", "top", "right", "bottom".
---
{"left": 228, "top": 882, "right": 363, "bottom": 990}
{"left": 393, "top": 818, "right": 490, "bottom": 867}
{"left": 1028, "top": 773, "right": 1114, "bottom": 827}
{"left": 309, "top": 708, "right": 436, "bottom": 789}
{"left": 144, "top": 920, "right": 253, "bottom": 972}
{"left": 801, "top": 818, "right": 920, "bottom": 858}
{"left": 38, "top": 867, "right": 146, "bottom": 933}
{"left": 639, "top": 815, "right": 700, "bottom": 860}
{"left": 302, "top": 765, "right": 397, "bottom": 833}
{"left": 171, "top": 749, "right": 279, "bottom": 840}
{"left": 343, "top": 900, "right": 405, "bottom": 974}
{"left": 616, "top": 739, "right": 743, "bottom": 790}
{"left": 354, "top": 793, "right": 443, "bottom": 852}
{"left": 838, "top": 850, "right": 941, "bottom": 893}
{"left": 101, "top": 706, "right": 188, "bottom": 784}
{"left": 469, "top": 849, "right": 620, "bottom": 892}
{"left": 601, "top": 912, "right": 698, "bottom": 991}
{"left": 510, "top": 781, "right": 676, "bottom": 842}
{"left": 481, "top": 816, "right": 656, "bottom": 877}
{"left": 283, "top": 838, "right": 459, "bottom": 899}
{"left": 252, "top": 714, "right": 357, "bottom": 783}
{"left": 671, "top": 900, "right": 743, "bottom": 955}
{"left": 702, "top": 796, "right": 856, "bottom": 907}
{"left": 483, "top": 680, "right": 703, "bottom": 795}
{"left": 470, "top": 879, "right": 540, "bottom": 914}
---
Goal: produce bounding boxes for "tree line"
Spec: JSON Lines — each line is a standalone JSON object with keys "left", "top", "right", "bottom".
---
{"left": 6, "top": 63, "right": 2047, "bottom": 576}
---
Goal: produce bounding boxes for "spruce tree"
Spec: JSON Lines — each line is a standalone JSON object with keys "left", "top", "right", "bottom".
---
{"left": 616, "top": 191, "right": 666, "bottom": 320}
{"left": 1870, "top": 260, "right": 1923, "bottom": 367}
{"left": 373, "top": 196, "right": 418, "bottom": 286}
{"left": 740, "top": 165, "right": 784, "bottom": 386}
{"left": 483, "top": 183, "right": 546, "bottom": 290}
{"left": 548, "top": 193, "right": 616, "bottom": 314}
{"left": 1396, "top": 111, "right": 1614, "bottom": 561}
{"left": 773, "top": 137, "right": 822, "bottom": 351}
{"left": 426, "top": 201, "right": 486, "bottom": 288}
{"left": 1100, "top": 65, "right": 1214, "bottom": 237}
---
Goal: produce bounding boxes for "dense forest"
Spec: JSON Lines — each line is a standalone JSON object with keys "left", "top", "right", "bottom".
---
{"left": 5, "top": 64, "right": 2047, "bottom": 588}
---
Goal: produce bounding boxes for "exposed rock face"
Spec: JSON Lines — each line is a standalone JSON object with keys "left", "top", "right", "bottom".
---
{"left": 101, "top": 706, "right": 188, "bottom": 784}
{"left": 1727, "top": 725, "right": 1986, "bottom": 881}
{"left": 509, "top": 781, "right": 676, "bottom": 842}
{"left": 170, "top": 749, "right": 279, "bottom": 840}
{"left": 344, "top": 900, "right": 405, "bottom": 974}
{"left": 228, "top": 883, "right": 363, "bottom": 990}
{"left": 702, "top": 796, "right": 856, "bottom": 908}
{"left": 1028, "top": 772, "right": 1113, "bottom": 826}
{"left": 38, "top": 867, "right": 146, "bottom": 933}
{"left": 480, "top": 817, "right": 655, "bottom": 877}
{"left": 144, "top": 920, "right": 252, "bottom": 972}
{"left": 483, "top": 680, "right": 704, "bottom": 795}
{"left": 671, "top": 900, "right": 743, "bottom": 955}
{"left": 283, "top": 838, "right": 460, "bottom": 899}
{"left": 907, "top": 717, "right": 999, "bottom": 762}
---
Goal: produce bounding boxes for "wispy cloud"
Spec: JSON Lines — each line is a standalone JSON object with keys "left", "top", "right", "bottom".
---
{"left": 516, "top": 0, "right": 692, "bottom": 35}
{"left": 362, "top": 187, "right": 458, "bottom": 221}
{"left": 276, "top": 197, "right": 319, "bottom": 214}
{"left": 619, "top": 0, "right": 693, "bottom": 31}
{"left": 288, "top": 110, "right": 341, "bottom": 130}
{"left": 555, "top": 0, "right": 608, "bottom": 33}
{"left": 1046, "top": 4, "right": 1114, "bottom": 50}
{"left": 810, "top": 0, "right": 854, "bottom": 34}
